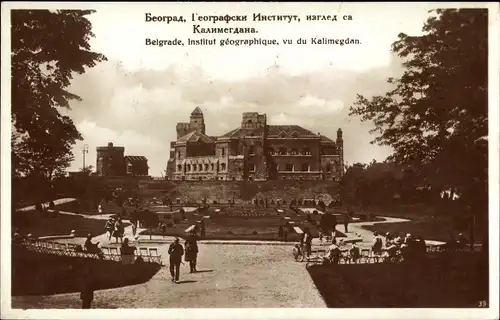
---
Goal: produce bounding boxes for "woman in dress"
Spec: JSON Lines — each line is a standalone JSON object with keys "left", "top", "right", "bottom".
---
{"left": 184, "top": 230, "right": 199, "bottom": 273}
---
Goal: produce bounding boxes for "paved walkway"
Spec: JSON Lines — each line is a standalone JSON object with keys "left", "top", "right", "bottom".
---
{"left": 18, "top": 198, "right": 76, "bottom": 212}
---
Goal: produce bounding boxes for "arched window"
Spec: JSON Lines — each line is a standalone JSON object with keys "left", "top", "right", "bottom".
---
{"left": 187, "top": 164, "right": 191, "bottom": 171}
{"left": 199, "top": 164, "right": 203, "bottom": 171}
{"left": 285, "top": 163, "right": 294, "bottom": 171}
{"left": 221, "top": 163, "right": 226, "bottom": 171}
{"left": 248, "top": 119, "right": 252, "bottom": 123}
{"left": 193, "top": 164, "right": 197, "bottom": 172}
{"left": 326, "top": 163, "right": 332, "bottom": 173}
{"left": 205, "top": 164, "right": 209, "bottom": 171}
{"left": 177, "top": 165, "right": 182, "bottom": 172}
{"left": 301, "top": 163, "right": 310, "bottom": 172}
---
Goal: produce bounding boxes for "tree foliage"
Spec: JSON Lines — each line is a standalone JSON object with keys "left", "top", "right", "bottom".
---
{"left": 11, "top": 10, "right": 107, "bottom": 179}
{"left": 340, "top": 160, "right": 437, "bottom": 206}
{"left": 349, "top": 9, "right": 488, "bottom": 198}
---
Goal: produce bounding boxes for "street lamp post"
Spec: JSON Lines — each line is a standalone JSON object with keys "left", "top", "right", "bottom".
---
{"left": 82, "top": 144, "right": 89, "bottom": 172}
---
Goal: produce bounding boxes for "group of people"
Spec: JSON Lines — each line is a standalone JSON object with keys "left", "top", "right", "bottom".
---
{"left": 369, "top": 231, "right": 428, "bottom": 262}
{"left": 167, "top": 230, "right": 200, "bottom": 283}
{"left": 104, "top": 217, "right": 125, "bottom": 244}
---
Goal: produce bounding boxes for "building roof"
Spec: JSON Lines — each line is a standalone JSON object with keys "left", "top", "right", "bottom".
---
{"left": 320, "top": 135, "right": 336, "bottom": 145}
{"left": 267, "top": 125, "right": 317, "bottom": 137}
{"left": 191, "top": 106, "right": 203, "bottom": 116}
{"left": 219, "top": 125, "right": 326, "bottom": 139}
{"left": 176, "top": 131, "right": 215, "bottom": 144}
{"left": 124, "top": 156, "right": 148, "bottom": 162}
{"left": 219, "top": 127, "right": 265, "bottom": 139}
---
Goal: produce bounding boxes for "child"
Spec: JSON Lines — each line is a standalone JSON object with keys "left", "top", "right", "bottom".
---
{"left": 349, "top": 243, "right": 360, "bottom": 263}
{"left": 160, "top": 222, "right": 166, "bottom": 238}
{"left": 372, "top": 232, "right": 383, "bottom": 255}
{"left": 293, "top": 243, "right": 303, "bottom": 261}
{"left": 326, "top": 239, "right": 341, "bottom": 265}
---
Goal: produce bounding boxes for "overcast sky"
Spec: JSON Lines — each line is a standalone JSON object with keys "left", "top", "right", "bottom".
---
{"left": 61, "top": 3, "right": 446, "bottom": 177}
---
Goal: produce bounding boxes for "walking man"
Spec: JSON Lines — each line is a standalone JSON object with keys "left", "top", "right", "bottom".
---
{"left": 343, "top": 211, "right": 350, "bottom": 233}
{"left": 168, "top": 237, "right": 184, "bottom": 283}
{"left": 200, "top": 219, "right": 206, "bottom": 237}
{"left": 105, "top": 218, "right": 114, "bottom": 241}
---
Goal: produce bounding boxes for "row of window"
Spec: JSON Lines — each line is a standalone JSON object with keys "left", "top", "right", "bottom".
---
{"left": 177, "top": 148, "right": 226, "bottom": 159}
{"left": 269, "top": 147, "right": 311, "bottom": 156}
{"left": 272, "top": 163, "right": 335, "bottom": 172}
{"left": 178, "top": 163, "right": 226, "bottom": 172}
{"left": 177, "top": 162, "right": 336, "bottom": 173}
{"left": 176, "top": 146, "right": 339, "bottom": 159}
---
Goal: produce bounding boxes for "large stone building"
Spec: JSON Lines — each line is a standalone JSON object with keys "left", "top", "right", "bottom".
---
{"left": 166, "top": 107, "right": 344, "bottom": 181}
{"left": 96, "top": 142, "right": 149, "bottom": 177}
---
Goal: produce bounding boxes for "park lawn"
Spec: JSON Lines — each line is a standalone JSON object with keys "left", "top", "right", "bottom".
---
{"left": 308, "top": 251, "right": 489, "bottom": 308}
{"left": 140, "top": 206, "right": 347, "bottom": 241}
{"left": 12, "top": 210, "right": 128, "bottom": 238}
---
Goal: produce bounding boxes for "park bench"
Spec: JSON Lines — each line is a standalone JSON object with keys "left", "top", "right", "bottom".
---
{"left": 293, "top": 226, "right": 303, "bottom": 234}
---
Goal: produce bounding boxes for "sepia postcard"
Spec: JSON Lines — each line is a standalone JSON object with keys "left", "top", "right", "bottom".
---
{"left": 1, "top": 2, "right": 499, "bottom": 320}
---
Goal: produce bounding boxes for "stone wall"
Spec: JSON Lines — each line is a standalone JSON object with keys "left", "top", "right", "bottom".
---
{"left": 147, "top": 180, "right": 339, "bottom": 205}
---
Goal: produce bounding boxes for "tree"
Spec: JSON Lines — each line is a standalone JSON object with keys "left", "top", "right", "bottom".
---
{"left": 11, "top": 10, "right": 107, "bottom": 180}
{"left": 349, "top": 9, "right": 487, "bottom": 202}
{"left": 138, "top": 210, "right": 160, "bottom": 240}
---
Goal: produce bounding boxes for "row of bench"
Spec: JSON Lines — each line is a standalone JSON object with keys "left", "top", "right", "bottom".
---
{"left": 100, "top": 246, "right": 162, "bottom": 264}
{"left": 304, "top": 243, "right": 483, "bottom": 267}
{"left": 15, "top": 240, "right": 163, "bottom": 265}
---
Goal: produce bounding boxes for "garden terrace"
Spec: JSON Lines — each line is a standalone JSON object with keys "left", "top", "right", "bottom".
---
{"left": 141, "top": 206, "right": 348, "bottom": 241}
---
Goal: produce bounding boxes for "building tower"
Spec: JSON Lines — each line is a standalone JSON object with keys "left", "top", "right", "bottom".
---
{"left": 336, "top": 129, "right": 344, "bottom": 176}
{"left": 190, "top": 107, "right": 206, "bottom": 135}
{"left": 96, "top": 142, "right": 125, "bottom": 176}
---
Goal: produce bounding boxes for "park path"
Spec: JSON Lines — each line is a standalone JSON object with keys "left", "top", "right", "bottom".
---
{"left": 18, "top": 198, "right": 76, "bottom": 212}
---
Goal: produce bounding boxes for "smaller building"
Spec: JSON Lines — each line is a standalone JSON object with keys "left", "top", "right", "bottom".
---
{"left": 125, "top": 156, "right": 149, "bottom": 176}
{"left": 96, "top": 142, "right": 149, "bottom": 177}
{"left": 96, "top": 142, "right": 125, "bottom": 176}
